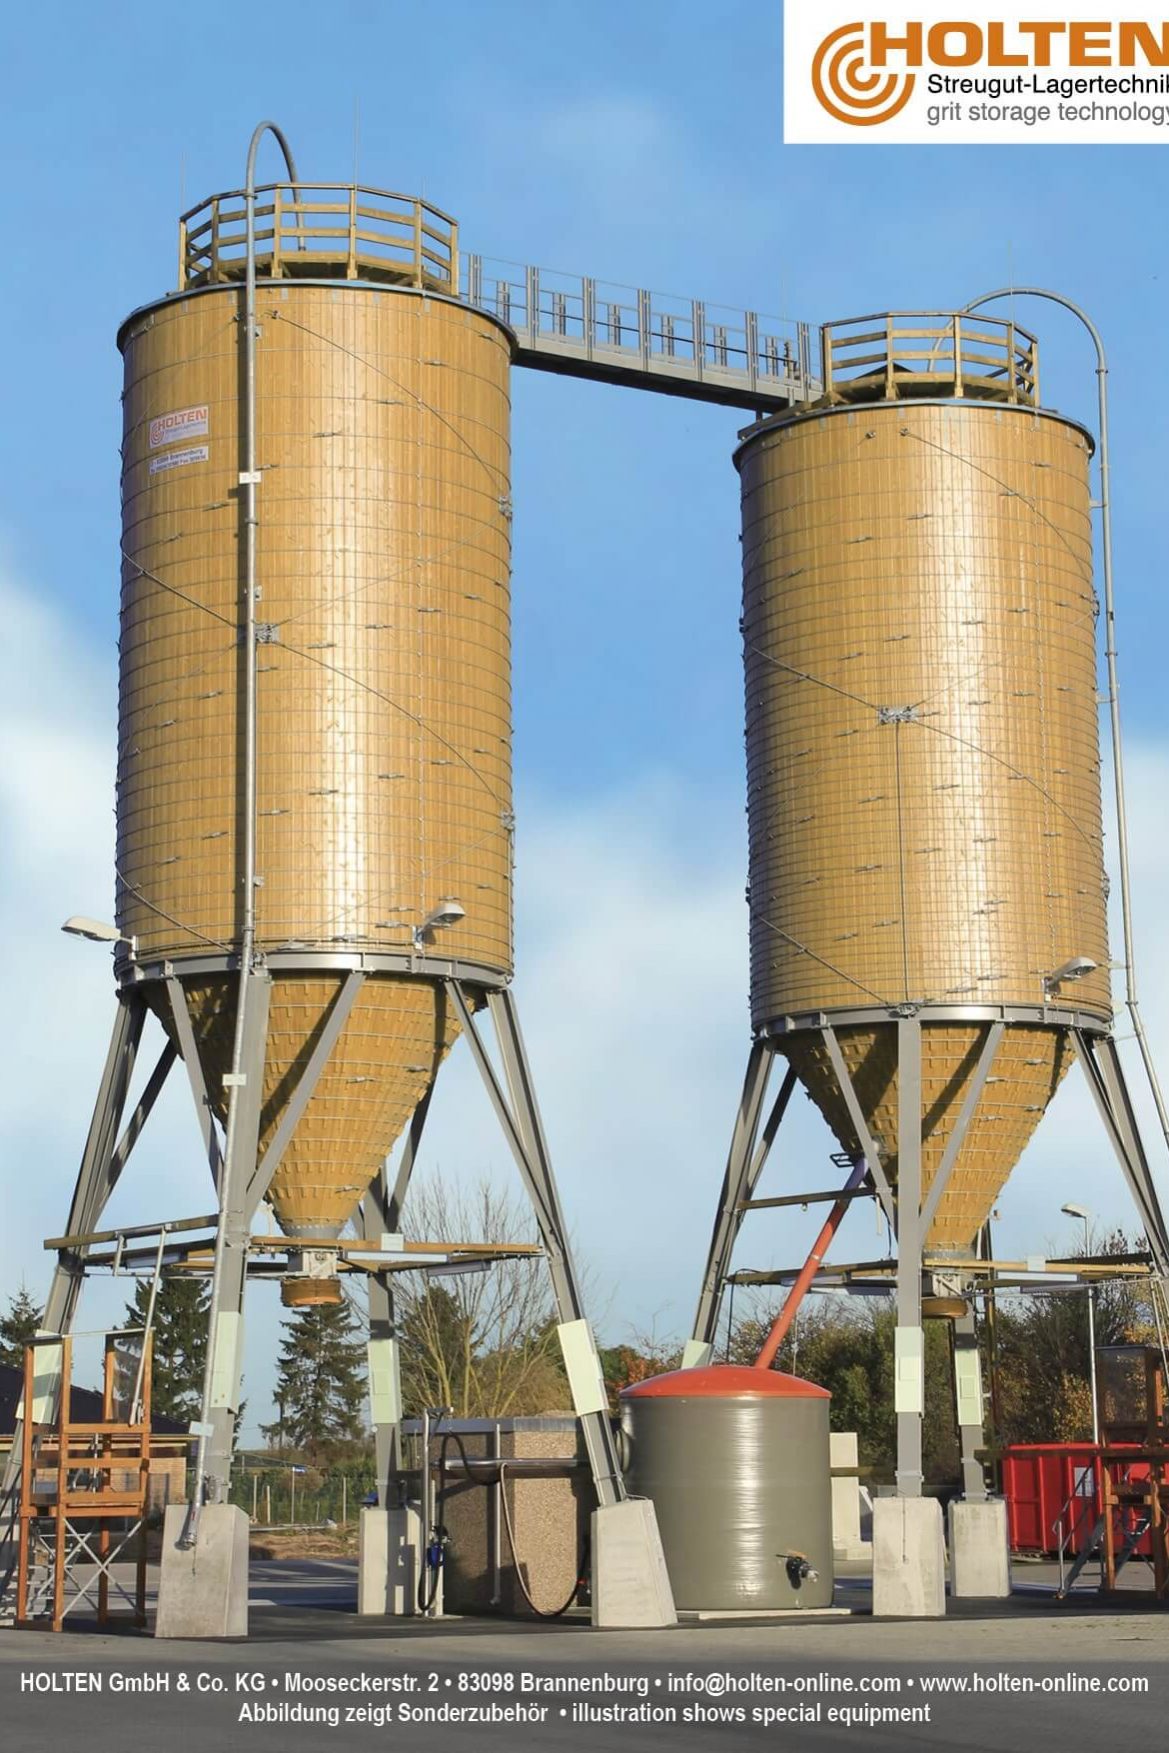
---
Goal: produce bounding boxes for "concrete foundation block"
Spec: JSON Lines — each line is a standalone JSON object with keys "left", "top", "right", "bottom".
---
{"left": 948, "top": 1497, "right": 1011, "bottom": 1599}
{"left": 359, "top": 1504, "right": 440, "bottom": 1616}
{"left": 155, "top": 1504, "right": 249, "bottom": 1639}
{"left": 872, "top": 1496, "right": 946, "bottom": 1618}
{"left": 830, "top": 1431, "right": 867, "bottom": 1559}
{"left": 591, "top": 1498, "right": 676, "bottom": 1628}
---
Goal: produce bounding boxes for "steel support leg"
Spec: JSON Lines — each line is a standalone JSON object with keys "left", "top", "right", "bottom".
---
{"left": 41, "top": 995, "right": 147, "bottom": 1337}
{"left": 458, "top": 984, "right": 624, "bottom": 1509}
{"left": 953, "top": 1303, "right": 987, "bottom": 1500}
{"left": 690, "top": 1045, "right": 792, "bottom": 1352}
{"left": 199, "top": 974, "right": 271, "bottom": 1504}
{"left": 363, "top": 1169, "right": 405, "bottom": 1499}
{"left": 1075, "top": 1032, "right": 1169, "bottom": 1276}
{"left": 895, "top": 1018, "right": 925, "bottom": 1498}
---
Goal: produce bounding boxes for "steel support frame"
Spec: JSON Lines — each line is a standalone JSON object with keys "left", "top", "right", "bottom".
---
{"left": 695, "top": 1015, "right": 1009, "bottom": 1500}
{"left": 446, "top": 980, "right": 625, "bottom": 1510}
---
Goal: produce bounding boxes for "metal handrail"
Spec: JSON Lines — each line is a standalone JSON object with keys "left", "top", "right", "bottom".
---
{"left": 460, "top": 252, "right": 814, "bottom": 409}
{"left": 178, "top": 181, "right": 459, "bottom": 294}
{"left": 821, "top": 310, "right": 1039, "bottom": 407}
{"left": 1053, "top": 1485, "right": 1101, "bottom": 1594}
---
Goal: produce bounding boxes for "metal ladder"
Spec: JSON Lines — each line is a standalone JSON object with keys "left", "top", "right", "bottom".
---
{"left": 0, "top": 1471, "right": 23, "bottom": 1623}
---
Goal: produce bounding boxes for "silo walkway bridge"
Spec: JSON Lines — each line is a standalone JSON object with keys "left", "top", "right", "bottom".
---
{"left": 176, "top": 181, "right": 818, "bottom": 415}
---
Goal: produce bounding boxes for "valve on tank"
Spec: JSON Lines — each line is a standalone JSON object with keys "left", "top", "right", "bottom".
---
{"left": 782, "top": 1551, "right": 818, "bottom": 1588}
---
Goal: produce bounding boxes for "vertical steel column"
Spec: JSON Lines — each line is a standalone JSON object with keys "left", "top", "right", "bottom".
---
{"left": 690, "top": 1044, "right": 781, "bottom": 1350}
{"left": 953, "top": 1304, "right": 987, "bottom": 1500}
{"left": 460, "top": 985, "right": 624, "bottom": 1508}
{"left": 189, "top": 974, "right": 271, "bottom": 1513}
{"left": 363, "top": 1167, "right": 404, "bottom": 1497}
{"left": 895, "top": 1017, "right": 925, "bottom": 1498}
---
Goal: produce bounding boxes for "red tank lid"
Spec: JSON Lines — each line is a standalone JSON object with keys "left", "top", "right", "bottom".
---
{"left": 621, "top": 1365, "right": 830, "bottom": 1400}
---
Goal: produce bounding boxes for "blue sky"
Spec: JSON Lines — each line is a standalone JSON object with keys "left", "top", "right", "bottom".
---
{"left": 3, "top": 2, "right": 1169, "bottom": 1433}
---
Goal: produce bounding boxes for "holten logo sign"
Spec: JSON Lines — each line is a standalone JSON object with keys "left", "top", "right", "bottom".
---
{"left": 812, "top": 22, "right": 919, "bottom": 124}
{"left": 785, "top": 4, "right": 1169, "bottom": 142}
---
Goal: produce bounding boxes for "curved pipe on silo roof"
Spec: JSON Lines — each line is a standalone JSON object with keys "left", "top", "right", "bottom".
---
{"left": 963, "top": 286, "right": 1169, "bottom": 1166}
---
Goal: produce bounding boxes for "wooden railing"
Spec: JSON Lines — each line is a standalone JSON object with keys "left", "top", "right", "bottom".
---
{"left": 178, "top": 183, "right": 459, "bottom": 292}
{"left": 821, "top": 311, "right": 1039, "bottom": 406}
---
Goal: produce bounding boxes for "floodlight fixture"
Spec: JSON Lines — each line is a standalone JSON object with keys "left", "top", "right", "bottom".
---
{"left": 1043, "top": 955, "right": 1098, "bottom": 993}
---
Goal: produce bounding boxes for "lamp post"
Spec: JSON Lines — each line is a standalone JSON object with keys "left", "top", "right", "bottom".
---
{"left": 1062, "top": 1202, "right": 1099, "bottom": 1445}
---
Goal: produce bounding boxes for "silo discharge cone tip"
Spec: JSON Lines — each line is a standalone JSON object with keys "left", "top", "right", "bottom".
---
{"left": 281, "top": 1247, "right": 343, "bottom": 1308}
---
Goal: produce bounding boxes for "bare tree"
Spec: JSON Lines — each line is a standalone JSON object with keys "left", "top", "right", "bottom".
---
{"left": 387, "top": 1172, "right": 573, "bottom": 1418}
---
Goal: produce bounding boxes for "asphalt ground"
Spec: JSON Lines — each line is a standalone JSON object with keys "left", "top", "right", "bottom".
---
{"left": 1, "top": 1558, "right": 1166, "bottom": 1751}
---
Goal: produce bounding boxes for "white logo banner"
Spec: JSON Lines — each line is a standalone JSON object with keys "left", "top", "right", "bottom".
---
{"left": 784, "top": 1, "right": 1169, "bottom": 142}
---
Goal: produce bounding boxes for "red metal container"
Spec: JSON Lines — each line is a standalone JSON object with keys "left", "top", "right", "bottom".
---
{"left": 1003, "top": 1443, "right": 1151, "bottom": 1557}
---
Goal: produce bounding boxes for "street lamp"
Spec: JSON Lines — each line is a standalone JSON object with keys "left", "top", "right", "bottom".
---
{"left": 1043, "top": 955, "right": 1098, "bottom": 996}
{"left": 61, "top": 916, "right": 136, "bottom": 956}
{"left": 1062, "top": 1202, "right": 1099, "bottom": 1445}
{"left": 413, "top": 897, "right": 465, "bottom": 948}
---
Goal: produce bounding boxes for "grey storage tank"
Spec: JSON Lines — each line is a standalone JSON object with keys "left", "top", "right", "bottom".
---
{"left": 620, "top": 1365, "right": 833, "bottom": 1611}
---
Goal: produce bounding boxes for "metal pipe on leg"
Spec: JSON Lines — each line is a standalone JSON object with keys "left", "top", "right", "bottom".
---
{"left": 363, "top": 1169, "right": 405, "bottom": 1497}
{"left": 953, "top": 1303, "right": 987, "bottom": 1501}
{"left": 895, "top": 1018, "right": 925, "bottom": 1499}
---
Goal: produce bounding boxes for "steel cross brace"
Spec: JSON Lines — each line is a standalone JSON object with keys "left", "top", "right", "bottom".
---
{"left": 819, "top": 1027, "right": 897, "bottom": 1228}
{"left": 690, "top": 1044, "right": 797, "bottom": 1352}
{"left": 56, "top": 1518, "right": 145, "bottom": 1621}
{"left": 446, "top": 980, "right": 625, "bottom": 1510}
{"left": 245, "top": 968, "right": 366, "bottom": 1211}
{"left": 1073, "top": 1030, "right": 1169, "bottom": 1277}
{"left": 165, "top": 975, "right": 224, "bottom": 1187}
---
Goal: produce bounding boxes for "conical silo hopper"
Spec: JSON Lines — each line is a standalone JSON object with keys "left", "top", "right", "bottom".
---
{"left": 115, "top": 186, "right": 514, "bottom": 1295}
{"left": 736, "top": 312, "right": 1111, "bottom": 1252}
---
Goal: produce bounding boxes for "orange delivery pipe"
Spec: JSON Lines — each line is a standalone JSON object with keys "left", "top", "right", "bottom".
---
{"left": 754, "top": 1156, "right": 869, "bottom": 1371}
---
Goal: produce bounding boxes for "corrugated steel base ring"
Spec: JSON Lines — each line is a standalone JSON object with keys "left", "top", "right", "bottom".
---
{"left": 114, "top": 949, "right": 510, "bottom": 992}
{"left": 758, "top": 1003, "right": 1111, "bottom": 1036}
